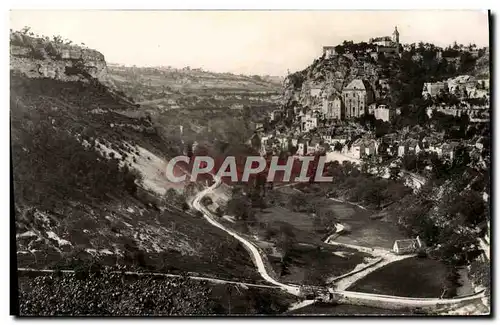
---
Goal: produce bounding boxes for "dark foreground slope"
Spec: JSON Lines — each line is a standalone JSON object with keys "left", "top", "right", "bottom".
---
{"left": 18, "top": 272, "right": 297, "bottom": 316}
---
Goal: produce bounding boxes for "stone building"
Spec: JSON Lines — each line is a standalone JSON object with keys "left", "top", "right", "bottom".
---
{"left": 322, "top": 95, "right": 343, "bottom": 120}
{"left": 373, "top": 105, "right": 395, "bottom": 122}
{"left": 369, "top": 26, "right": 400, "bottom": 56}
{"left": 393, "top": 237, "right": 423, "bottom": 255}
{"left": 342, "top": 79, "right": 374, "bottom": 119}
{"left": 323, "top": 46, "right": 336, "bottom": 59}
{"left": 422, "top": 81, "right": 448, "bottom": 98}
{"left": 369, "top": 36, "right": 393, "bottom": 47}
{"left": 301, "top": 114, "right": 318, "bottom": 132}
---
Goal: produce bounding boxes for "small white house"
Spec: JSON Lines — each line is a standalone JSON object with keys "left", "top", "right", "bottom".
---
{"left": 297, "top": 142, "right": 307, "bottom": 156}
{"left": 301, "top": 114, "right": 318, "bottom": 132}
{"left": 393, "top": 236, "right": 423, "bottom": 255}
{"left": 310, "top": 88, "right": 322, "bottom": 97}
{"left": 397, "top": 144, "right": 406, "bottom": 157}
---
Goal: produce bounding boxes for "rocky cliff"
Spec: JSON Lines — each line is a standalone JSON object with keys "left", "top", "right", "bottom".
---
{"left": 283, "top": 54, "right": 383, "bottom": 107}
{"left": 10, "top": 31, "right": 108, "bottom": 83}
{"left": 281, "top": 44, "right": 490, "bottom": 112}
{"left": 282, "top": 53, "right": 385, "bottom": 111}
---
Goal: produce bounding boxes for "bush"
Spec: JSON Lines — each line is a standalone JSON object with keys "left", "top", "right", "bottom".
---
{"left": 12, "top": 114, "right": 143, "bottom": 209}
{"left": 18, "top": 273, "right": 214, "bottom": 316}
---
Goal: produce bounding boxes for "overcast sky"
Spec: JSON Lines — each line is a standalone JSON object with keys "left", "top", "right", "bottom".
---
{"left": 10, "top": 10, "right": 489, "bottom": 76}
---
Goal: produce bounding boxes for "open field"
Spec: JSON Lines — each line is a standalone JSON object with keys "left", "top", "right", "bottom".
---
{"left": 326, "top": 200, "right": 405, "bottom": 249}
{"left": 254, "top": 206, "right": 334, "bottom": 245}
{"left": 347, "top": 257, "right": 449, "bottom": 298}
{"left": 218, "top": 186, "right": 374, "bottom": 286}
{"left": 268, "top": 243, "right": 368, "bottom": 286}
{"left": 209, "top": 283, "right": 298, "bottom": 315}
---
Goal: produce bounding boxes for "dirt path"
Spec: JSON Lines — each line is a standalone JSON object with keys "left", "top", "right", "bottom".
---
{"left": 17, "top": 267, "right": 280, "bottom": 289}
{"left": 191, "top": 175, "right": 301, "bottom": 296}
{"left": 328, "top": 197, "right": 367, "bottom": 210}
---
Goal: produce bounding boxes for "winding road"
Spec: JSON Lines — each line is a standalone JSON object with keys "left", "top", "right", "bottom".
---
{"left": 190, "top": 175, "right": 488, "bottom": 314}
{"left": 192, "top": 175, "right": 301, "bottom": 296}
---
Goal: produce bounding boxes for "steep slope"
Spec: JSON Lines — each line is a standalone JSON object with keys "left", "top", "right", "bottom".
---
{"left": 472, "top": 49, "right": 490, "bottom": 78}
{"left": 10, "top": 31, "right": 259, "bottom": 282}
{"left": 282, "top": 45, "right": 490, "bottom": 113}
{"left": 282, "top": 54, "right": 383, "bottom": 109}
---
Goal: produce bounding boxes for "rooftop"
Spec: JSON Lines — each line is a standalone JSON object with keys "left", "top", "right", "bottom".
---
{"left": 394, "top": 238, "right": 420, "bottom": 250}
{"left": 344, "top": 79, "right": 371, "bottom": 91}
{"left": 370, "top": 36, "right": 392, "bottom": 42}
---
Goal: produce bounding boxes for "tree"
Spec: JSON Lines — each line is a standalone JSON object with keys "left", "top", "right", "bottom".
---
{"left": 276, "top": 224, "right": 296, "bottom": 256}
{"left": 361, "top": 155, "right": 377, "bottom": 175}
{"left": 200, "top": 196, "right": 213, "bottom": 206}
{"left": 449, "top": 190, "right": 486, "bottom": 227}
{"left": 402, "top": 153, "right": 417, "bottom": 172}
{"left": 389, "top": 164, "right": 401, "bottom": 181}
{"left": 378, "top": 142, "right": 390, "bottom": 161}
{"left": 314, "top": 207, "right": 337, "bottom": 232}
{"left": 450, "top": 144, "right": 471, "bottom": 173}
{"left": 334, "top": 45, "right": 345, "bottom": 55}
{"left": 53, "top": 35, "right": 64, "bottom": 44}
{"left": 287, "top": 191, "right": 306, "bottom": 212}
{"left": 361, "top": 179, "right": 387, "bottom": 208}
{"left": 20, "top": 26, "right": 31, "bottom": 34}
{"left": 384, "top": 181, "right": 412, "bottom": 203}
{"left": 225, "top": 194, "right": 253, "bottom": 221}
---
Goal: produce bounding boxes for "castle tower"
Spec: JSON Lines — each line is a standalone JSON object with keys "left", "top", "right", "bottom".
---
{"left": 392, "top": 26, "right": 400, "bottom": 54}
{"left": 392, "top": 26, "right": 399, "bottom": 44}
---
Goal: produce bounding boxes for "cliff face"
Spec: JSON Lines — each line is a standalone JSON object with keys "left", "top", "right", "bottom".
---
{"left": 282, "top": 54, "right": 384, "bottom": 110}
{"left": 473, "top": 48, "right": 490, "bottom": 79}
{"left": 10, "top": 31, "right": 108, "bottom": 83}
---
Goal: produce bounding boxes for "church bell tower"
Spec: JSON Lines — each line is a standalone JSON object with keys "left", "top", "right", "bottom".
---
{"left": 392, "top": 26, "right": 400, "bottom": 44}
{"left": 392, "top": 26, "right": 400, "bottom": 54}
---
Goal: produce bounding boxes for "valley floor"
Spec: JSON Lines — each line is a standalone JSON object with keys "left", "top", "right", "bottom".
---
{"left": 191, "top": 175, "right": 488, "bottom": 315}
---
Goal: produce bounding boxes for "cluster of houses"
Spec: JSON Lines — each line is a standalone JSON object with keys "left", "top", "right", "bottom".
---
{"left": 252, "top": 120, "right": 464, "bottom": 164}
{"left": 255, "top": 27, "right": 489, "bottom": 173}
{"left": 254, "top": 131, "right": 330, "bottom": 157}
{"left": 286, "top": 78, "right": 398, "bottom": 127}
{"left": 426, "top": 104, "right": 490, "bottom": 122}
{"left": 332, "top": 133, "right": 460, "bottom": 161}
{"left": 275, "top": 27, "right": 408, "bottom": 128}
{"left": 422, "top": 74, "right": 490, "bottom": 122}
{"left": 422, "top": 75, "right": 490, "bottom": 100}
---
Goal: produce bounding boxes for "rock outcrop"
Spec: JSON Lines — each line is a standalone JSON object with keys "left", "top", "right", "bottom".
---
{"left": 10, "top": 31, "right": 108, "bottom": 83}
{"left": 281, "top": 54, "right": 384, "bottom": 110}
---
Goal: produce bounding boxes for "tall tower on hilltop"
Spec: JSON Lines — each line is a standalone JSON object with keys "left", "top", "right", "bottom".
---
{"left": 392, "top": 26, "right": 400, "bottom": 54}
{"left": 392, "top": 26, "right": 400, "bottom": 44}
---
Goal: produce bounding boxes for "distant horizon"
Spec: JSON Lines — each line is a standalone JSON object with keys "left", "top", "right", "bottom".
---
{"left": 106, "top": 34, "right": 490, "bottom": 77}
{"left": 105, "top": 62, "right": 287, "bottom": 78}
{"left": 10, "top": 10, "right": 489, "bottom": 76}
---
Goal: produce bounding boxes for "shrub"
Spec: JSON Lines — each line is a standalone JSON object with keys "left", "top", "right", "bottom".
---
{"left": 12, "top": 114, "right": 143, "bottom": 209}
